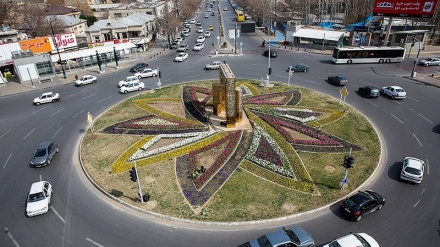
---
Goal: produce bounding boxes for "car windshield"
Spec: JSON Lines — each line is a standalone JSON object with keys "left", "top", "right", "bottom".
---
{"left": 328, "top": 241, "right": 342, "bottom": 247}
{"left": 256, "top": 235, "right": 273, "bottom": 247}
{"left": 396, "top": 89, "right": 405, "bottom": 92}
{"left": 371, "top": 89, "right": 379, "bottom": 93}
{"left": 339, "top": 76, "right": 346, "bottom": 80}
{"left": 345, "top": 198, "right": 361, "bottom": 210}
{"left": 34, "top": 148, "right": 46, "bottom": 157}
{"left": 285, "top": 229, "right": 300, "bottom": 244}
{"left": 353, "top": 233, "right": 371, "bottom": 247}
{"left": 405, "top": 167, "right": 422, "bottom": 175}
{"left": 28, "top": 192, "right": 45, "bottom": 202}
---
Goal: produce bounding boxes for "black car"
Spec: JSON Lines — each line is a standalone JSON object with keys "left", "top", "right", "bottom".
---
{"left": 129, "top": 62, "right": 148, "bottom": 72}
{"left": 358, "top": 86, "right": 380, "bottom": 98}
{"left": 30, "top": 141, "right": 59, "bottom": 167}
{"left": 263, "top": 50, "right": 277, "bottom": 58}
{"left": 327, "top": 75, "right": 347, "bottom": 86}
{"left": 340, "top": 190, "right": 385, "bottom": 221}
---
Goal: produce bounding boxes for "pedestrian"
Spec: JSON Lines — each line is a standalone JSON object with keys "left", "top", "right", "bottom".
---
{"left": 75, "top": 74, "right": 78, "bottom": 80}
{"left": 262, "top": 41, "right": 265, "bottom": 47}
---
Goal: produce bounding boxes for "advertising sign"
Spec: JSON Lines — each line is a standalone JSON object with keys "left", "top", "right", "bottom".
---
{"left": 373, "top": 0, "right": 439, "bottom": 18}
{"left": 18, "top": 37, "right": 52, "bottom": 54}
{"left": 48, "top": 33, "right": 78, "bottom": 51}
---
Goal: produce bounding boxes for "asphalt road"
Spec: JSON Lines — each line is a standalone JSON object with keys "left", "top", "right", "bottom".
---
{"left": 1, "top": 1, "right": 440, "bottom": 246}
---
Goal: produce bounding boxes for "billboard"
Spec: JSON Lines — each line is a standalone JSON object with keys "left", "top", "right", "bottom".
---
{"left": 18, "top": 37, "right": 52, "bottom": 54}
{"left": 48, "top": 33, "right": 78, "bottom": 52}
{"left": 373, "top": 0, "right": 439, "bottom": 18}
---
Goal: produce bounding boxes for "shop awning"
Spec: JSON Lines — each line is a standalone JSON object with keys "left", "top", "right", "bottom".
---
{"left": 50, "top": 42, "right": 136, "bottom": 62}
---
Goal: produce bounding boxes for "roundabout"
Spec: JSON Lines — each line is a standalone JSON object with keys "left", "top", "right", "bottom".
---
{"left": 81, "top": 72, "right": 380, "bottom": 222}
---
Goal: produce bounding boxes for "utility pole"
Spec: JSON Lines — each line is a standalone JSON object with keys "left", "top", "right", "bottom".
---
{"left": 49, "top": 18, "right": 66, "bottom": 79}
{"left": 234, "top": 22, "right": 237, "bottom": 55}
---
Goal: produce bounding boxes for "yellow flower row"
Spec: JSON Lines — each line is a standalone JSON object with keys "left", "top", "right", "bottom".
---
{"left": 308, "top": 109, "right": 346, "bottom": 128}
{"left": 112, "top": 136, "right": 155, "bottom": 173}
{"left": 236, "top": 81, "right": 261, "bottom": 96}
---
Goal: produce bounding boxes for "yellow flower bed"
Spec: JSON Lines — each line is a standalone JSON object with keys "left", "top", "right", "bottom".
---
{"left": 237, "top": 81, "right": 261, "bottom": 96}
{"left": 308, "top": 109, "right": 346, "bottom": 127}
{"left": 112, "top": 136, "right": 155, "bottom": 173}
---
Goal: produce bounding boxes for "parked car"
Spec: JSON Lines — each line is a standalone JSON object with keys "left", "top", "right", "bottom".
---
{"left": 174, "top": 37, "right": 183, "bottom": 43}
{"left": 400, "top": 157, "right": 425, "bottom": 183}
{"left": 181, "top": 31, "right": 189, "bottom": 37}
{"left": 135, "top": 68, "right": 158, "bottom": 79}
{"left": 327, "top": 75, "right": 347, "bottom": 86}
{"left": 418, "top": 57, "right": 440, "bottom": 66}
{"left": 198, "top": 27, "right": 204, "bottom": 33}
{"left": 207, "top": 8, "right": 212, "bottom": 12}
{"left": 244, "top": 227, "right": 314, "bottom": 247}
{"left": 340, "top": 190, "right": 385, "bottom": 221}
{"left": 30, "top": 141, "right": 59, "bottom": 167}
{"left": 358, "top": 86, "right": 379, "bottom": 98}
{"left": 204, "top": 31, "right": 211, "bottom": 37}
{"left": 129, "top": 62, "right": 148, "bottom": 72}
{"left": 196, "top": 36, "right": 206, "bottom": 43}
{"left": 184, "top": 23, "right": 191, "bottom": 28}
{"left": 170, "top": 42, "right": 179, "bottom": 49}
{"left": 196, "top": 21, "right": 202, "bottom": 26}
{"left": 205, "top": 61, "right": 222, "bottom": 70}
{"left": 263, "top": 50, "right": 277, "bottom": 58}
{"left": 204, "top": 14, "right": 209, "bottom": 18}
{"left": 174, "top": 52, "right": 189, "bottom": 62}
{"left": 193, "top": 43, "right": 204, "bottom": 51}
{"left": 322, "top": 233, "right": 379, "bottom": 247}
{"left": 381, "top": 85, "right": 406, "bottom": 99}
{"left": 211, "top": 11, "right": 215, "bottom": 16}
{"left": 289, "top": 63, "right": 309, "bottom": 72}
{"left": 189, "top": 19, "right": 195, "bottom": 24}
{"left": 177, "top": 44, "right": 189, "bottom": 52}
{"left": 118, "top": 76, "right": 140, "bottom": 87}
{"left": 245, "top": 14, "right": 251, "bottom": 20}
{"left": 119, "top": 82, "right": 145, "bottom": 94}
{"left": 33, "top": 92, "right": 60, "bottom": 105}
{"left": 26, "top": 181, "right": 53, "bottom": 217}
{"left": 75, "top": 75, "right": 97, "bottom": 87}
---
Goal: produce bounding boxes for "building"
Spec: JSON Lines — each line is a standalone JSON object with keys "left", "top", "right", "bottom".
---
{"left": 85, "top": 13, "right": 156, "bottom": 51}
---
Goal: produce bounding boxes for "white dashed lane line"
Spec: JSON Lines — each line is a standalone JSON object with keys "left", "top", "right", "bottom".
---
{"left": 390, "top": 114, "right": 404, "bottom": 124}
{"left": 86, "top": 238, "right": 105, "bottom": 247}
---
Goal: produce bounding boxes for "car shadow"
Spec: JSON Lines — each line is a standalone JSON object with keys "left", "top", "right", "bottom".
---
{"left": 318, "top": 59, "right": 335, "bottom": 64}
{"left": 433, "top": 124, "right": 440, "bottom": 134}
{"left": 328, "top": 200, "right": 350, "bottom": 221}
{"left": 387, "top": 161, "right": 403, "bottom": 182}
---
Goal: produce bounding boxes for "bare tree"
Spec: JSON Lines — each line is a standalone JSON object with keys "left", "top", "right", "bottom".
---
{"left": 157, "top": 1, "right": 180, "bottom": 45}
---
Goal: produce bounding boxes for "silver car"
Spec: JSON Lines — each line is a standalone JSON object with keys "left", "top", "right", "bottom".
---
{"left": 246, "top": 227, "right": 314, "bottom": 247}
{"left": 30, "top": 141, "right": 59, "bottom": 167}
{"left": 418, "top": 57, "right": 440, "bottom": 66}
{"left": 75, "top": 75, "right": 97, "bottom": 86}
{"left": 205, "top": 61, "right": 222, "bottom": 70}
{"left": 33, "top": 92, "right": 60, "bottom": 105}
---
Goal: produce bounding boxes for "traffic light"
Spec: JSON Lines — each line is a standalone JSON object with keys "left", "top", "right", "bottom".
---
{"left": 129, "top": 167, "right": 137, "bottom": 182}
{"left": 344, "top": 155, "right": 355, "bottom": 168}
{"left": 158, "top": 71, "right": 162, "bottom": 78}
{"left": 268, "top": 67, "right": 272, "bottom": 75}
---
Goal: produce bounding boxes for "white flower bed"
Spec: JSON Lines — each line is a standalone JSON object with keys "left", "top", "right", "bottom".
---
{"left": 239, "top": 85, "right": 253, "bottom": 97}
{"left": 129, "top": 130, "right": 217, "bottom": 161}
{"left": 277, "top": 108, "right": 316, "bottom": 123}
{"left": 134, "top": 118, "right": 178, "bottom": 126}
{"left": 246, "top": 123, "right": 294, "bottom": 178}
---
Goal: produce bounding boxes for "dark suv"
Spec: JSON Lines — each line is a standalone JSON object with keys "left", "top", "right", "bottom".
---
{"left": 327, "top": 75, "right": 347, "bottom": 86}
{"left": 30, "top": 141, "right": 59, "bottom": 167}
{"left": 340, "top": 190, "right": 385, "bottom": 221}
{"left": 358, "top": 86, "right": 379, "bottom": 98}
{"left": 129, "top": 62, "right": 148, "bottom": 72}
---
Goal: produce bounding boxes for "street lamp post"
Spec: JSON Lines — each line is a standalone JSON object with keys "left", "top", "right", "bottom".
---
{"left": 410, "top": 37, "right": 422, "bottom": 78}
{"left": 49, "top": 18, "right": 66, "bottom": 79}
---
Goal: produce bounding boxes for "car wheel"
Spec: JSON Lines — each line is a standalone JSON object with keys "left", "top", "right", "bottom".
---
{"left": 138, "top": 76, "right": 142, "bottom": 79}
{"left": 138, "top": 87, "right": 142, "bottom": 91}
{"left": 47, "top": 159, "right": 51, "bottom": 165}
{"left": 304, "top": 69, "right": 307, "bottom": 72}
{"left": 392, "top": 95, "right": 396, "bottom": 99}
{"left": 378, "top": 203, "right": 384, "bottom": 210}
{"left": 52, "top": 99, "right": 56, "bottom": 103}
{"left": 355, "top": 215, "right": 362, "bottom": 221}
{"left": 36, "top": 102, "right": 41, "bottom": 105}
{"left": 124, "top": 90, "right": 128, "bottom": 94}
{"left": 93, "top": 80, "right": 96, "bottom": 84}
{"left": 56, "top": 148, "right": 59, "bottom": 153}
{"left": 79, "top": 83, "right": 83, "bottom": 87}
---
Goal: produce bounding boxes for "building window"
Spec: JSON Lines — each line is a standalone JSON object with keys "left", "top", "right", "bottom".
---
{"left": 94, "top": 36, "right": 100, "bottom": 42}
{"left": 115, "top": 13, "right": 122, "bottom": 18}
{"left": 103, "top": 33, "right": 112, "bottom": 41}
{"left": 36, "top": 61, "right": 54, "bottom": 77}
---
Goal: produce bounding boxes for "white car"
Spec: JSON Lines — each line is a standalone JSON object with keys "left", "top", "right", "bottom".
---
{"left": 323, "top": 233, "right": 379, "bottom": 247}
{"left": 196, "top": 36, "right": 206, "bottom": 43}
{"left": 193, "top": 43, "right": 204, "bottom": 51}
{"left": 196, "top": 21, "right": 202, "bottom": 26}
{"left": 380, "top": 86, "right": 406, "bottom": 99}
{"left": 135, "top": 68, "right": 158, "bottom": 79}
{"left": 204, "top": 30, "right": 211, "bottom": 37}
{"left": 118, "top": 75, "right": 140, "bottom": 87}
{"left": 174, "top": 52, "right": 189, "bottom": 62}
{"left": 174, "top": 37, "right": 183, "bottom": 43}
{"left": 198, "top": 27, "right": 204, "bottom": 33}
{"left": 177, "top": 44, "right": 189, "bottom": 52}
{"left": 223, "top": 8, "right": 228, "bottom": 11}
{"left": 75, "top": 75, "right": 97, "bottom": 86}
{"left": 33, "top": 92, "right": 60, "bottom": 105}
{"left": 205, "top": 61, "right": 222, "bottom": 70}
{"left": 119, "top": 82, "right": 145, "bottom": 94}
{"left": 207, "top": 8, "right": 212, "bottom": 12}
{"left": 189, "top": 19, "right": 195, "bottom": 24}
{"left": 26, "top": 181, "right": 52, "bottom": 217}
{"left": 400, "top": 157, "right": 425, "bottom": 183}
{"left": 204, "top": 14, "right": 209, "bottom": 18}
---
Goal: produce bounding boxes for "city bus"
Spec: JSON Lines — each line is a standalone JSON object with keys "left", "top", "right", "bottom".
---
{"left": 236, "top": 10, "right": 244, "bottom": 22}
{"left": 331, "top": 46, "right": 406, "bottom": 64}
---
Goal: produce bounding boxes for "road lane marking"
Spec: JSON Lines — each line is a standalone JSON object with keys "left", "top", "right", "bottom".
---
{"left": 31, "top": 106, "right": 47, "bottom": 115}
{"left": 363, "top": 99, "right": 379, "bottom": 107}
{"left": 417, "top": 113, "right": 433, "bottom": 124}
{"left": 69, "top": 90, "right": 85, "bottom": 97}
{"left": 51, "top": 108, "right": 64, "bottom": 117}
{"left": 72, "top": 109, "right": 85, "bottom": 119}
{"left": 183, "top": 75, "right": 200, "bottom": 78}
{"left": 53, "top": 127, "right": 62, "bottom": 138}
{"left": 86, "top": 238, "right": 105, "bottom": 247}
{"left": 305, "top": 80, "right": 321, "bottom": 85}
{"left": 407, "top": 96, "right": 420, "bottom": 102}
{"left": 40, "top": 175, "right": 42, "bottom": 181}
{"left": 51, "top": 206, "right": 66, "bottom": 224}
{"left": 413, "top": 133, "right": 422, "bottom": 146}
{"left": 23, "top": 128, "right": 35, "bottom": 140}
{"left": 3, "top": 153, "right": 12, "bottom": 168}
{"left": 390, "top": 114, "right": 404, "bottom": 124}
{"left": 82, "top": 93, "right": 97, "bottom": 100}
{"left": 0, "top": 128, "right": 11, "bottom": 140}
{"left": 4, "top": 227, "right": 20, "bottom": 247}
{"left": 413, "top": 189, "right": 425, "bottom": 207}
{"left": 97, "top": 96, "right": 112, "bottom": 103}
{"left": 248, "top": 68, "right": 264, "bottom": 71}
{"left": 426, "top": 159, "right": 430, "bottom": 175}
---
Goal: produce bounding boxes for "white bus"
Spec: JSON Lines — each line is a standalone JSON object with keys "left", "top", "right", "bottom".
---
{"left": 332, "top": 46, "right": 406, "bottom": 64}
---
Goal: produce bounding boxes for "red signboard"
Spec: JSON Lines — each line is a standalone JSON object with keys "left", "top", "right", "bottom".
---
{"left": 373, "top": 0, "right": 439, "bottom": 18}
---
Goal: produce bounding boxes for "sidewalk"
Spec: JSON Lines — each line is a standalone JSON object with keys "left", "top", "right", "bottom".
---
{"left": 0, "top": 39, "right": 172, "bottom": 97}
